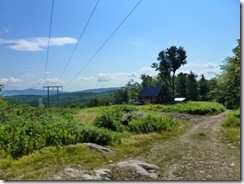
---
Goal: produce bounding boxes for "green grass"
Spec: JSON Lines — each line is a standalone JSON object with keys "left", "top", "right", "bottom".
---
{"left": 222, "top": 109, "right": 240, "bottom": 145}
{"left": 143, "top": 101, "right": 226, "bottom": 115}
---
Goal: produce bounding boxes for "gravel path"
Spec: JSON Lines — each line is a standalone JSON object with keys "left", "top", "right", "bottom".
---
{"left": 134, "top": 110, "right": 240, "bottom": 180}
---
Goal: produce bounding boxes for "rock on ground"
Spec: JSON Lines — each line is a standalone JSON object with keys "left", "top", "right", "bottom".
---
{"left": 55, "top": 167, "right": 112, "bottom": 180}
{"left": 116, "top": 160, "right": 159, "bottom": 179}
{"left": 82, "top": 143, "right": 113, "bottom": 154}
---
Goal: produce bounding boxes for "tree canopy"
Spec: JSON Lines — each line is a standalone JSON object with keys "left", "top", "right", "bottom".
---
{"left": 152, "top": 46, "right": 187, "bottom": 101}
{"left": 218, "top": 39, "right": 240, "bottom": 109}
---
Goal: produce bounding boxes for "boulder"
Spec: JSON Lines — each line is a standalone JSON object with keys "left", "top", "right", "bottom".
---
{"left": 117, "top": 160, "right": 159, "bottom": 179}
{"left": 121, "top": 111, "right": 146, "bottom": 125}
{"left": 63, "top": 167, "right": 111, "bottom": 180}
{"left": 83, "top": 143, "right": 113, "bottom": 154}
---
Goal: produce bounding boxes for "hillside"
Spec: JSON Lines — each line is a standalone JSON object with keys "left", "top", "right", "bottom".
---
{"left": 3, "top": 87, "right": 119, "bottom": 107}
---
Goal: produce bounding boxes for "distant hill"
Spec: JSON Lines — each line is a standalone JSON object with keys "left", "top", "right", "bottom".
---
{"left": 2, "top": 88, "right": 46, "bottom": 96}
{"left": 2, "top": 87, "right": 121, "bottom": 107}
{"left": 74, "top": 87, "right": 120, "bottom": 94}
{"left": 1, "top": 87, "right": 120, "bottom": 96}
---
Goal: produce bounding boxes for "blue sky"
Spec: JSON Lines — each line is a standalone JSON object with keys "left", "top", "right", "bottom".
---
{"left": 0, "top": 0, "right": 240, "bottom": 91}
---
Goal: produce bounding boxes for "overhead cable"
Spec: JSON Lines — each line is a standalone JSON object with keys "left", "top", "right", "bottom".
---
{"left": 59, "top": 0, "right": 100, "bottom": 81}
{"left": 44, "top": 0, "right": 55, "bottom": 85}
{"left": 64, "top": 0, "right": 143, "bottom": 87}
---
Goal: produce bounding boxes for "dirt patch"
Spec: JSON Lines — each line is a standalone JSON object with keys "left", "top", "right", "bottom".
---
{"left": 133, "top": 110, "right": 240, "bottom": 180}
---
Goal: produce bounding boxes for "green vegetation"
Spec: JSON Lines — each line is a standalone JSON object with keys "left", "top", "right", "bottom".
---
{"left": 0, "top": 99, "right": 230, "bottom": 179}
{"left": 93, "top": 105, "right": 137, "bottom": 132}
{"left": 4, "top": 90, "right": 115, "bottom": 108}
{"left": 0, "top": 102, "right": 188, "bottom": 159}
{"left": 0, "top": 104, "right": 117, "bottom": 158}
{"left": 148, "top": 101, "right": 226, "bottom": 115}
{"left": 222, "top": 109, "right": 240, "bottom": 144}
{"left": 128, "top": 114, "right": 180, "bottom": 133}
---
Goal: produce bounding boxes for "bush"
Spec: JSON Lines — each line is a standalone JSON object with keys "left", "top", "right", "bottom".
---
{"left": 0, "top": 105, "right": 118, "bottom": 158}
{"left": 223, "top": 109, "right": 240, "bottom": 127}
{"left": 93, "top": 105, "right": 137, "bottom": 132}
{"left": 79, "top": 125, "right": 118, "bottom": 145}
{"left": 128, "top": 114, "right": 180, "bottom": 134}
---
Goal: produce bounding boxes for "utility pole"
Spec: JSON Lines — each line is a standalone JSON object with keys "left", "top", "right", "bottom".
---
{"left": 43, "top": 86, "right": 63, "bottom": 107}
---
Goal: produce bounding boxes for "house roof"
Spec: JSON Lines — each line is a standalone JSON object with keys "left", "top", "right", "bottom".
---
{"left": 139, "top": 86, "right": 163, "bottom": 97}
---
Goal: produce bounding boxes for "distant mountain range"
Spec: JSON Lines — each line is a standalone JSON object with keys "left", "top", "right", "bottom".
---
{"left": 1, "top": 87, "right": 120, "bottom": 96}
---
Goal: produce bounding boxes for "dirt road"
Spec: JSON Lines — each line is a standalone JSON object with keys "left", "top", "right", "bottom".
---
{"left": 133, "top": 110, "right": 240, "bottom": 180}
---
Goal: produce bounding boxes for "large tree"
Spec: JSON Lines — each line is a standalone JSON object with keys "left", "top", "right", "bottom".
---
{"left": 186, "top": 71, "right": 198, "bottom": 101}
{"left": 218, "top": 39, "right": 240, "bottom": 109}
{"left": 198, "top": 74, "right": 209, "bottom": 101}
{"left": 152, "top": 46, "right": 187, "bottom": 101}
{"left": 175, "top": 72, "right": 188, "bottom": 97}
{"left": 126, "top": 79, "right": 141, "bottom": 103}
{"left": 140, "top": 74, "right": 162, "bottom": 87}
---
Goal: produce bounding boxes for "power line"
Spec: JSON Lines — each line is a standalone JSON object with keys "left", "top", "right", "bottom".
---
{"left": 44, "top": 0, "right": 55, "bottom": 85}
{"left": 59, "top": 0, "right": 100, "bottom": 81}
{"left": 64, "top": 0, "right": 143, "bottom": 88}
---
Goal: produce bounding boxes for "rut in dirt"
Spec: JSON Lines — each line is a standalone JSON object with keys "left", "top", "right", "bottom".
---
{"left": 135, "top": 110, "right": 240, "bottom": 180}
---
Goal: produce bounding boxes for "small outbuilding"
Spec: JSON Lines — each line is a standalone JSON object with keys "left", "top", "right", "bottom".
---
{"left": 138, "top": 86, "right": 166, "bottom": 105}
{"left": 174, "top": 97, "right": 186, "bottom": 102}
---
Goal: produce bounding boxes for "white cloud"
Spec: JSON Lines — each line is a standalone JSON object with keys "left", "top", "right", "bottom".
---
{"left": 0, "top": 37, "right": 77, "bottom": 51}
{"left": 138, "top": 67, "right": 158, "bottom": 77}
{"left": 177, "top": 61, "right": 221, "bottom": 79}
{"left": 32, "top": 78, "right": 63, "bottom": 88}
{"left": 128, "top": 72, "right": 139, "bottom": 78}
{"left": 76, "top": 72, "right": 141, "bottom": 84}
{"left": 96, "top": 73, "right": 111, "bottom": 82}
{"left": 0, "top": 77, "right": 23, "bottom": 85}
{"left": 78, "top": 76, "right": 95, "bottom": 82}
{"left": 204, "top": 62, "right": 219, "bottom": 69}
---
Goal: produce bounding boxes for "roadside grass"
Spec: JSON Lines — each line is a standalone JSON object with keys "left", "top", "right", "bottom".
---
{"left": 0, "top": 144, "right": 109, "bottom": 180}
{"left": 222, "top": 109, "right": 240, "bottom": 146}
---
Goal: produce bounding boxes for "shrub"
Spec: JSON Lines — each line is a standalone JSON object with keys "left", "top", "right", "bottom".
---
{"left": 128, "top": 114, "right": 179, "bottom": 134}
{"left": 79, "top": 125, "right": 118, "bottom": 145}
{"left": 93, "top": 111, "right": 125, "bottom": 132}
{"left": 93, "top": 105, "right": 137, "bottom": 132}
{"left": 0, "top": 104, "right": 118, "bottom": 158}
{"left": 223, "top": 109, "right": 240, "bottom": 127}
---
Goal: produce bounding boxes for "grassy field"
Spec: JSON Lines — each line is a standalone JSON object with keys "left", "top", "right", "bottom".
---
{"left": 0, "top": 101, "right": 228, "bottom": 180}
{"left": 140, "top": 101, "right": 226, "bottom": 115}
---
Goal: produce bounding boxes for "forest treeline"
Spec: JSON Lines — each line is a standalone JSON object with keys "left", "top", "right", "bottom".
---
{"left": 112, "top": 39, "right": 240, "bottom": 109}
